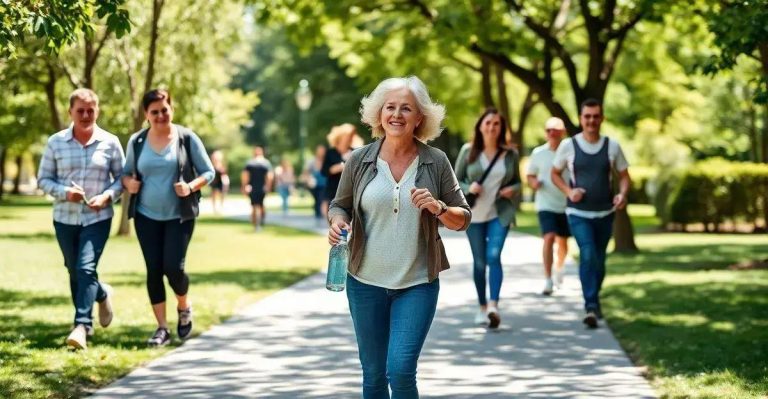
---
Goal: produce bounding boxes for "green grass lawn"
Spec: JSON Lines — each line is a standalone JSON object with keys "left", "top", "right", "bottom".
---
{"left": 0, "top": 196, "right": 327, "bottom": 398}
{"left": 602, "top": 206, "right": 767, "bottom": 399}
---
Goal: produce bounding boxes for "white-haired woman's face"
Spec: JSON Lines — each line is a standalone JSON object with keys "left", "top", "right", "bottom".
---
{"left": 380, "top": 88, "right": 423, "bottom": 138}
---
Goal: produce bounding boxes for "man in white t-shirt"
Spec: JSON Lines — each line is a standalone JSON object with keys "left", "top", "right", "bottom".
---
{"left": 551, "top": 99, "right": 631, "bottom": 329}
{"left": 526, "top": 117, "right": 570, "bottom": 296}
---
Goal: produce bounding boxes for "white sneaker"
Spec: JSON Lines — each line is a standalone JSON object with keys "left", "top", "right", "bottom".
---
{"left": 487, "top": 306, "right": 500, "bottom": 329}
{"left": 98, "top": 283, "right": 114, "bottom": 328}
{"left": 542, "top": 279, "right": 554, "bottom": 296}
{"left": 554, "top": 267, "right": 565, "bottom": 288}
{"left": 66, "top": 324, "right": 87, "bottom": 350}
{"left": 474, "top": 310, "right": 488, "bottom": 325}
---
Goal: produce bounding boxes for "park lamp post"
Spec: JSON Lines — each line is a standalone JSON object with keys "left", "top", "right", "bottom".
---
{"left": 295, "top": 79, "right": 313, "bottom": 172}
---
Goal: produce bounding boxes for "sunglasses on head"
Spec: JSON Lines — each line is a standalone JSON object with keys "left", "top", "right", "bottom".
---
{"left": 149, "top": 108, "right": 170, "bottom": 116}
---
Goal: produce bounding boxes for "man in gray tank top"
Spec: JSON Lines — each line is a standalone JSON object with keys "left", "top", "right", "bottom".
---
{"left": 550, "top": 99, "right": 631, "bottom": 329}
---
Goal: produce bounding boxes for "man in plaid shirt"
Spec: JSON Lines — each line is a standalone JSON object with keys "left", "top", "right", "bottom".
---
{"left": 37, "top": 88, "right": 125, "bottom": 350}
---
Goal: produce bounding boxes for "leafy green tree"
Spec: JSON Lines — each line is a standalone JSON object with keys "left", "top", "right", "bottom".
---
{"left": 702, "top": 0, "right": 768, "bottom": 162}
{"left": 0, "top": 0, "right": 131, "bottom": 57}
{"left": 232, "top": 24, "right": 367, "bottom": 157}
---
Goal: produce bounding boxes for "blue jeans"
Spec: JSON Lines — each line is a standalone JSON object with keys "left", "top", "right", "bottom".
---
{"left": 567, "top": 213, "right": 614, "bottom": 313}
{"left": 347, "top": 276, "right": 440, "bottom": 399}
{"left": 277, "top": 184, "right": 290, "bottom": 214}
{"left": 465, "top": 218, "right": 509, "bottom": 306}
{"left": 53, "top": 219, "right": 111, "bottom": 328}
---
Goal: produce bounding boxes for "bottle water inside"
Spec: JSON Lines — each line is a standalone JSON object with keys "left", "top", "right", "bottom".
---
{"left": 326, "top": 229, "right": 349, "bottom": 292}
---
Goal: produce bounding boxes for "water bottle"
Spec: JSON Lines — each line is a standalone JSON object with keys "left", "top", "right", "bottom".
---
{"left": 326, "top": 229, "right": 349, "bottom": 292}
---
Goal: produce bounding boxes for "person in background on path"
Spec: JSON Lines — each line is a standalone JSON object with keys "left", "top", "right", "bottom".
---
{"left": 37, "top": 88, "right": 124, "bottom": 350}
{"left": 321, "top": 123, "right": 356, "bottom": 216}
{"left": 122, "top": 89, "right": 215, "bottom": 346}
{"left": 301, "top": 144, "right": 327, "bottom": 222}
{"left": 275, "top": 158, "right": 295, "bottom": 216}
{"left": 328, "top": 76, "right": 471, "bottom": 399}
{"left": 454, "top": 108, "right": 521, "bottom": 329}
{"left": 551, "top": 98, "right": 631, "bottom": 329}
{"left": 241, "top": 146, "right": 273, "bottom": 231}
{"left": 526, "top": 117, "right": 570, "bottom": 296}
{"left": 209, "top": 150, "right": 229, "bottom": 215}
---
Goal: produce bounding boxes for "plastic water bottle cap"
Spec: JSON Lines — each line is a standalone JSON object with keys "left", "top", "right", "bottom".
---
{"left": 341, "top": 229, "right": 348, "bottom": 238}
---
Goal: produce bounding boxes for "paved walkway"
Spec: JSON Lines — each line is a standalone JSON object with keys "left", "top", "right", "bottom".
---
{"left": 94, "top": 198, "right": 655, "bottom": 398}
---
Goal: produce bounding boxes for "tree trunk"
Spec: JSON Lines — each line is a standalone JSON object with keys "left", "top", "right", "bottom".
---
{"left": 0, "top": 146, "right": 6, "bottom": 201}
{"left": 747, "top": 93, "right": 758, "bottom": 162}
{"left": 11, "top": 154, "right": 23, "bottom": 194}
{"left": 480, "top": 55, "right": 494, "bottom": 108}
{"left": 613, "top": 208, "right": 638, "bottom": 253}
{"left": 45, "top": 64, "right": 63, "bottom": 130}
{"left": 762, "top": 105, "right": 768, "bottom": 163}
{"left": 494, "top": 64, "right": 513, "bottom": 146}
{"left": 120, "top": 0, "right": 165, "bottom": 236}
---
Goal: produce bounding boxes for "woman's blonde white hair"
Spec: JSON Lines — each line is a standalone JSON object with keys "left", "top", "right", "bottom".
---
{"left": 360, "top": 76, "right": 445, "bottom": 142}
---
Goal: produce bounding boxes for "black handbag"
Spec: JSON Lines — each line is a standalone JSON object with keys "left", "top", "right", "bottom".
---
{"left": 466, "top": 149, "right": 503, "bottom": 208}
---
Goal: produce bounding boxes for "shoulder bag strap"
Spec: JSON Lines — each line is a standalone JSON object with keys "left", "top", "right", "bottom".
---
{"left": 476, "top": 149, "right": 504, "bottom": 186}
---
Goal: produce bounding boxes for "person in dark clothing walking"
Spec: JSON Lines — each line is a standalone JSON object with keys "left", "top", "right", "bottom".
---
{"left": 551, "top": 98, "right": 631, "bottom": 329}
{"left": 241, "top": 146, "right": 273, "bottom": 230}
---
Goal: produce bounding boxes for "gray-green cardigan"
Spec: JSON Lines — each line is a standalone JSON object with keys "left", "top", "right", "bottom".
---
{"left": 453, "top": 143, "right": 521, "bottom": 227}
{"left": 328, "top": 138, "right": 471, "bottom": 282}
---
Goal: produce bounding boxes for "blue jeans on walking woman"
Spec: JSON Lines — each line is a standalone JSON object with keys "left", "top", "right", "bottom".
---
{"left": 347, "top": 276, "right": 440, "bottom": 399}
{"left": 567, "top": 213, "right": 614, "bottom": 314}
{"left": 465, "top": 218, "right": 509, "bottom": 306}
{"left": 53, "top": 219, "right": 111, "bottom": 328}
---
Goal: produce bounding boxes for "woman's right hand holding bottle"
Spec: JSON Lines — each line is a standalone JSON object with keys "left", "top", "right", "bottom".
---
{"left": 328, "top": 216, "right": 351, "bottom": 245}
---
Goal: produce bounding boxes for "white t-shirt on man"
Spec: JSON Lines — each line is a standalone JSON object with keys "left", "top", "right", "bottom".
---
{"left": 526, "top": 143, "right": 568, "bottom": 213}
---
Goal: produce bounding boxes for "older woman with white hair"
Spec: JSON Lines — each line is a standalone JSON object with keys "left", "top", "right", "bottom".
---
{"left": 328, "top": 76, "right": 470, "bottom": 398}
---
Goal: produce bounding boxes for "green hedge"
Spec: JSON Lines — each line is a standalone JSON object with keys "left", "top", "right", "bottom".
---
{"left": 655, "top": 159, "right": 768, "bottom": 231}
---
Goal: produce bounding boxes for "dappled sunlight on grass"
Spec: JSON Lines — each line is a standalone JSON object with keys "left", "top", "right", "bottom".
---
{"left": 0, "top": 200, "right": 327, "bottom": 398}
{"left": 604, "top": 226, "right": 768, "bottom": 398}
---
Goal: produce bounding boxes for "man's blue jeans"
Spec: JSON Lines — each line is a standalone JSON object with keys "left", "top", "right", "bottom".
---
{"left": 347, "top": 276, "right": 439, "bottom": 399}
{"left": 567, "top": 213, "right": 614, "bottom": 313}
{"left": 53, "top": 219, "right": 111, "bottom": 328}
{"left": 465, "top": 218, "right": 509, "bottom": 306}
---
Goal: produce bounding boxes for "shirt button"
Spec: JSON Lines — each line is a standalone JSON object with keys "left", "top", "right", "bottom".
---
{"left": 394, "top": 209, "right": 398, "bottom": 214}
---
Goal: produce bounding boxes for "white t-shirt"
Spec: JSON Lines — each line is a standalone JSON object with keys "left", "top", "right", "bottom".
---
{"left": 526, "top": 143, "right": 568, "bottom": 213}
{"left": 470, "top": 152, "right": 506, "bottom": 223}
{"left": 355, "top": 156, "right": 428, "bottom": 289}
{"left": 552, "top": 133, "right": 629, "bottom": 218}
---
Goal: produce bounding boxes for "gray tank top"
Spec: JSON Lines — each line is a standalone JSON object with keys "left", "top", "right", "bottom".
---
{"left": 567, "top": 137, "right": 613, "bottom": 212}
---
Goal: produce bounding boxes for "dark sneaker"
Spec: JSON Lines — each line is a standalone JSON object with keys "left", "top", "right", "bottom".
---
{"left": 487, "top": 306, "right": 501, "bottom": 329}
{"left": 177, "top": 307, "right": 193, "bottom": 340}
{"left": 147, "top": 327, "right": 171, "bottom": 347}
{"left": 583, "top": 311, "right": 599, "bottom": 329}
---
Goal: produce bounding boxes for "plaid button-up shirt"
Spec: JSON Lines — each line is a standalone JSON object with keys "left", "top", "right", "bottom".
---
{"left": 37, "top": 124, "right": 125, "bottom": 226}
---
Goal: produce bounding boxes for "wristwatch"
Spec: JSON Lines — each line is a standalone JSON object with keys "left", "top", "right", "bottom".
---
{"left": 435, "top": 200, "right": 448, "bottom": 217}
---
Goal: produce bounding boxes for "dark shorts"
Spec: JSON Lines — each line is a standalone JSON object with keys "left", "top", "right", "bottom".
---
{"left": 538, "top": 211, "right": 571, "bottom": 237}
{"left": 249, "top": 191, "right": 266, "bottom": 206}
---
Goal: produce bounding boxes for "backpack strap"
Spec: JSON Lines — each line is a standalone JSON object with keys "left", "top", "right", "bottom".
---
{"left": 132, "top": 128, "right": 149, "bottom": 181}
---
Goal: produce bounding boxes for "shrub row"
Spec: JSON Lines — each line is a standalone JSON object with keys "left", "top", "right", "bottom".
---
{"left": 654, "top": 159, "right": 768, "bottom": 231}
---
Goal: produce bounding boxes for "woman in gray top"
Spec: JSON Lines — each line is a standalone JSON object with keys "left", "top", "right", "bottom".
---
{"left": 454, "top": 108, "right": 521, "bottom": 329}
{"left": 328, "top": 76, "right": 470, "bottom": 398}
{"left": 122, "top": 89, "right": 214, "bottom": 347}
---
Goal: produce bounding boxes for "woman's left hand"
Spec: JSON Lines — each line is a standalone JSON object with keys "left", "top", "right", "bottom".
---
{"left": 498, "top": 186, "right": 517, "bottom": 199}
{"left": 174, "top": 181, "right": 192, "bottom": 197}
{"left": 410, "top": 187, "right": 441, "bottom": 215}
